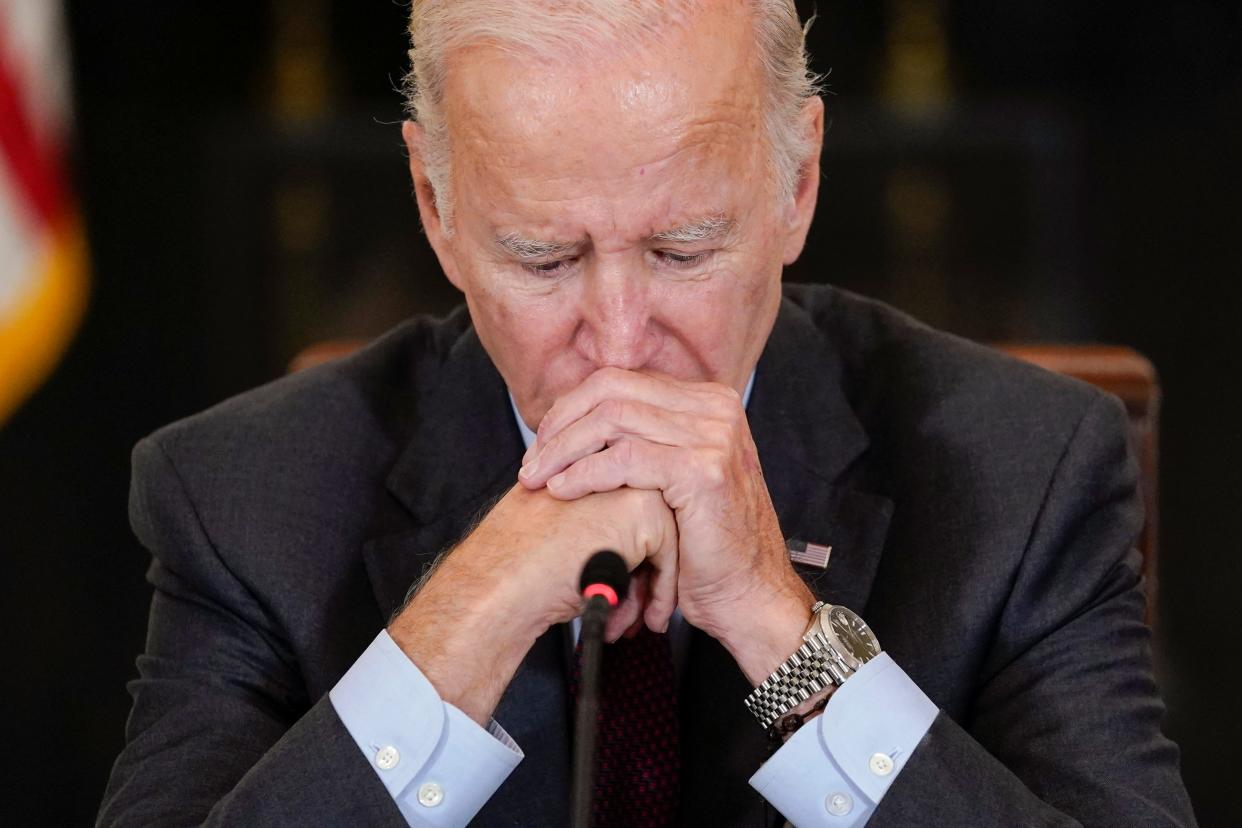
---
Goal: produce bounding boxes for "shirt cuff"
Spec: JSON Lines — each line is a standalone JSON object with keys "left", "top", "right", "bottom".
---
{"left": 330, "top": 630, "right": 523, "bottom": 825}
{"left": 749, "top": 652, "right": 937, "bottom": 826}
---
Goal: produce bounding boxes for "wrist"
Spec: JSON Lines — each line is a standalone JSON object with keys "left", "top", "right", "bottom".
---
{"left": 744, "top": 599, "right": 882, "bottom": 734}
{"left": 769, "top": 686, "right": 835, "bottom": 743}
{"left": 712, "top": 572, "right": 815, "bottom": 686}
{"left": 390, "top": 600, "right": 537, "bottom": 725}
{"left": 387, "top": 542, "right": 545, "bottom": 724}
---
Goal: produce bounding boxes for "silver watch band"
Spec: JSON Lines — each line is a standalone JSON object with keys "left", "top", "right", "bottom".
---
{"left": 743, "top": 632, "right": 850, "bottom": 730}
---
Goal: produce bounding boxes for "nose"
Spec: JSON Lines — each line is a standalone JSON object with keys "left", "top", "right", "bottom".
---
{"left": 574, "top": 264, "right": 659, "bottom": 370}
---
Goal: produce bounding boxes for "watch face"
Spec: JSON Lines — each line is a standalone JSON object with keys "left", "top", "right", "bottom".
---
{"left": 825, "top": 606, "right": 881, "bottom": 668}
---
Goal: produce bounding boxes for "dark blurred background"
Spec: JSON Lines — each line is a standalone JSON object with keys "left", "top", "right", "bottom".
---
{"left": 3, "top": 1, "right": 1239, "bottom": 823}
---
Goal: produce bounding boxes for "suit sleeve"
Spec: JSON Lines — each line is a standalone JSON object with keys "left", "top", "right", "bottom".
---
{"left": 868, "top": 394, "right": 1196, "bottom": 827}
{"left": 97, "top": 437, "right": 404, "bottom": 827}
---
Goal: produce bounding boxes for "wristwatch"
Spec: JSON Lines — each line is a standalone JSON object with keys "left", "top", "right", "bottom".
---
{"left": 743, "top": 601, "right": 882, "bottom": 730}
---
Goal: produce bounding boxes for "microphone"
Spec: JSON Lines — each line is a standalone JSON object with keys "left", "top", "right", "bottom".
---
{"left": 579, "top": 549, "right": 629, "bottom": 610}
{"left": 571, "top": 550, "right": 629, "bottom": 828}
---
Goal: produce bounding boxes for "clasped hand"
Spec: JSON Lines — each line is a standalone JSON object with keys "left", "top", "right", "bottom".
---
{"left": 518, "top": 367, "right": 811, "bottom": 668}
{"left": 391, "top": 367, "right": 814, "bottom": 723}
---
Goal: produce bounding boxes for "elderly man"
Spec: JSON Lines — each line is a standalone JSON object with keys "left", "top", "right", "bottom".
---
{"left": 99, "top": 1, "right": 1194, "bottom": 826}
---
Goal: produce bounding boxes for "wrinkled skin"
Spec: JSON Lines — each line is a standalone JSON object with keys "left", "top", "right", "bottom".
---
{"left": 390, "top": 1, "right": 825, "bottom": 723}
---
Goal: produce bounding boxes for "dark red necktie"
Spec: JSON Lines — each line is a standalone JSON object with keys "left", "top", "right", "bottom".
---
{"left": 572, "top": 626, "right": 680, "bottom": 827}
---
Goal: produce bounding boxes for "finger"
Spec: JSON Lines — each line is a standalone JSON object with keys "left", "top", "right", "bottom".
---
{"left": 543, "top": 438, "right": 676, "bottom": 501}
{"left": 643, "top": 523, "right": 679, "bottom": 634}
{"left": 520, "top": 399, "right": 704, "bottom": 489}
{"left": 533, "top": 367, "right": 738, "bottom": 456}
{"left": 604, "top": 566, "right": 648, "bottom": 642}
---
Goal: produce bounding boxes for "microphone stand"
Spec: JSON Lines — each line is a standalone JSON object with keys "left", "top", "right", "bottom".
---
{"left": 571, "top": 594, "right": 609, "bottom": 828}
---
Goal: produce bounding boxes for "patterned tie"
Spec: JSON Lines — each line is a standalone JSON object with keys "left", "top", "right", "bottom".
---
{"left": 572, "top": 626, "right": 680, "bottom": 827}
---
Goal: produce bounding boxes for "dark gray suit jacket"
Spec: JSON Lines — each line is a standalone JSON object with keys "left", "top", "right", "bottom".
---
{"left": 99, "top": 284, "right": 1195, "bottom": 826}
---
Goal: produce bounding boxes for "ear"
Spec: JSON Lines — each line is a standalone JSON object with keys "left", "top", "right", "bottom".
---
{"left": 402, "top": 120, "right": 465, "bottom": 292}
{"left": 781, "top": 95, "right": 824, "bottom": 266}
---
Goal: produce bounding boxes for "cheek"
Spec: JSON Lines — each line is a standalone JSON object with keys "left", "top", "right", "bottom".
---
{"left": 656, "top": 255, "right": 781, "bottom": 382}
{"left": 657, "top": 275, "right": 744, "bottom": 353}
{"left": 710, "top": 251, "right": 779, "bottom": 328}
{"left": 462, "top": 281, "right": 587, "bottom": 407}
{"left": 470, "top": 289, "right": 558, "bottom": 365}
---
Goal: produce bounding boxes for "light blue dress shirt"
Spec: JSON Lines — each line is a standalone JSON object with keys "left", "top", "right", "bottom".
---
{"left": 330, "top": 373, "right": 938, "bottom": 826}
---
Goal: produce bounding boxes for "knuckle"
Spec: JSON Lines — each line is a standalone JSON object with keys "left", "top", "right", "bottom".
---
{"left": 535, "top": 414, "right": 557, "bottom": 443}
{"left": 611, "top": 437, "right": 635, "bottom": 466}
{"left": 696, "top": 449, "right": 729, "bottom": 489}
{"left": 595, "top": 365, "right": 626, "bottom": 390}
{"left": 712, "top": 391, "right": 742, "bottom": 419}
{"left": 557, "top": 462, "right": 581, "bottom": 489}
{"left": 704, "top": 421, "right": 733, "bottom": 447}
{"left": 637, "top": 503, "right": 671, "bottom": 550}
{"left": 542, "top": 395, "right": 566, "bottom": 424}
{"left": 701, "top": 397, "right": 729, "bottom": 422}
{"left": 599, "top": 397, "right": 626, "bottom": 424}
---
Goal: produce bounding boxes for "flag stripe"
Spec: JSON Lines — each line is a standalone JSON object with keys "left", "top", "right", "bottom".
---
{"left": 0, "top": 19, "right": 66, "bottom": 229}
{"left": 0, "top": 2, "right": 89, "bottom": 426}
{"left": 0, "top": 214, "right": 88, "bottom": 423}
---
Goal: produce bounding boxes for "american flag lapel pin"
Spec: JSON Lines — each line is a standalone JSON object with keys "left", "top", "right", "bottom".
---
{"left": 786, "top": 538, "right": 833, "bottom": 571}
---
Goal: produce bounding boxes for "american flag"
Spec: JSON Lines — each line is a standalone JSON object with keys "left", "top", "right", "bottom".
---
{"left": 0, "top": 0, "right": 87, "bottom": 425}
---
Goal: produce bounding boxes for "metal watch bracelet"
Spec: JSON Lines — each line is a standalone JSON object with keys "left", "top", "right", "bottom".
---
{"left": 743, "top": 632, "right": 848, "bottom": 730}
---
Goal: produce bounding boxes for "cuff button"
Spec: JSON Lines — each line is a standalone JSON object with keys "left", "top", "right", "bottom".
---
{"left": 826, "top": 792, "right": 853, "bottom": 816}
{"left": 868, "top": 752, "right": 894, "bottom": 776}
{"left": 418, "top": 782, "right": 445, "bottom": 808}
{"left": 374, "top": 745, "right": 400, "bottom": 770}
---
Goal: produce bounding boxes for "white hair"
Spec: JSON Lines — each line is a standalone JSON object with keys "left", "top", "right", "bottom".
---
{"left": 404, "top": 0, "right": 821, "bottom": 231}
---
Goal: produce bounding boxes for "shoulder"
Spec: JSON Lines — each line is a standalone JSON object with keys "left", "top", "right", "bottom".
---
{"left": 781, "top": 286, "right": 1142, "bottom": 661}
{"left": 784, "top": 282, "right": 1117, "bottom": 446}
{"left": 143, "top": 306, "right": 473, "bottom": 468}
{"left": 781, "top": 283, "right": 1132, "bottom": 516}
{"left": 131, "top": 307, "right": 475, "bottom": 552}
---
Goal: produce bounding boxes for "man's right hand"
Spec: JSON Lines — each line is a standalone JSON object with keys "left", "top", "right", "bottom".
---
{"left": 387, "top": 482, "right": 678, "bottom": 725}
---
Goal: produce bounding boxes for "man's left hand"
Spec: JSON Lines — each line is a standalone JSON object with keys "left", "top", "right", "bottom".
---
{"left": 518, "top": 366, "right": 814, "bottom": 684}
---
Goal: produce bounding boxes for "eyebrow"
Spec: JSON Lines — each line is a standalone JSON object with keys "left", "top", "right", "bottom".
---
{"left": 494, "top": 214, "right": 736, "bottom": 260}
{"left": 650, "top": 214, "right": 735, "bottom": 244}
{"left": 495, "top": 233, "right": 580, "bottom": 260}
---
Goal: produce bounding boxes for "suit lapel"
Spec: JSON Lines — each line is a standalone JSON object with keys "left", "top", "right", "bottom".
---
{"left": 748, "top": 296, "right": 892, "bottom": 612}
{"left": 680, "top": 296, "right": 894, "bottom": 824}
{"left": 359, "top": 324, "right": 572, "bottom": 825}
{"left": 360, "top": 295, "right": 894, "bottom": 825}
{"left": 361, "top": 324, "right": 522, "bottom": 622}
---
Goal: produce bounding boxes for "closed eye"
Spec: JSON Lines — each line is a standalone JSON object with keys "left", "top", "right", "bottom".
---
{"left": 522, "top": 258, "right": 578, "bottom": 277}
{"left": 654, "top": 250, "right": 712, "bottom": 269}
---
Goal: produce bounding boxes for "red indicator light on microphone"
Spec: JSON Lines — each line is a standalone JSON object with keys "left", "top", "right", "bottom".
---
{"left": 582, "top": 583, "right": 619, "bottom": 607}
